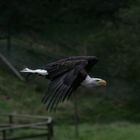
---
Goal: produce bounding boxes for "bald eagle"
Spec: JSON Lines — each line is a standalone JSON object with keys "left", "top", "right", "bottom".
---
{"left": 21, "top": 56, "right": 107, "bottom": 111}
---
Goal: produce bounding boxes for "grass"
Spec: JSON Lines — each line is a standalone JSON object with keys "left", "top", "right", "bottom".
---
{"left": 55, "top": 122, "right": 140, "bottom": 140}
{"left": 0, "top": 67, "right": 139, "bottom": 123}
{"left": 0, "top": 69, "right": 45, "bottom": 115}
{"left": 1, "top": 121, "right": 140, "bottom": 140}
{"left": 0, "top": 36, "right": 140, "bottom": 139}
{"left": 1, "top": 69, "right": 140, "bottom": 140}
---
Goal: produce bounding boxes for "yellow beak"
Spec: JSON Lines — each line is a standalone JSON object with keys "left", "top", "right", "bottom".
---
{"left": 98, "top": 80, "right": 107, "bottom": 86}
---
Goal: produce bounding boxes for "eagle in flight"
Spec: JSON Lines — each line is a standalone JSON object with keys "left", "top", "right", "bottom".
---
{"left": 21, "top": 56, "right": 107, "bottom": 111}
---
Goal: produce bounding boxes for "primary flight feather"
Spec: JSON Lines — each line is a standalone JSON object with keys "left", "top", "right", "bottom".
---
{"left": 21, "top": 56, "right": 107, "bottom": 111}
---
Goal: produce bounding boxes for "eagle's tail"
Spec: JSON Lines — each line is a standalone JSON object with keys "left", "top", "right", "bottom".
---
{"left": 20, "top": 68, "right": 48, "bottom": 76}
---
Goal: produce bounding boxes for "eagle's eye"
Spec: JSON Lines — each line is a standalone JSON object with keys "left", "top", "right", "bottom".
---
{"left": 95, "top": 79, "right": 100, "bottom": 82}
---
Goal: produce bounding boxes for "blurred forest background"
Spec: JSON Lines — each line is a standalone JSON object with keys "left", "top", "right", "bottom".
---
{"left": 0, "top": 0, "right": 140, "bottom": 139}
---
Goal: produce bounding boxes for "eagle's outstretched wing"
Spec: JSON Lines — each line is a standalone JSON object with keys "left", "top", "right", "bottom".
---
{"left": 42, "top": 56, "right": 98, "bottom": 111}
{"left": 45, "top": 56, "right": 98, "bottom": 80}
{"left": 42, "top": 64, "right": 88, "bottom": 111}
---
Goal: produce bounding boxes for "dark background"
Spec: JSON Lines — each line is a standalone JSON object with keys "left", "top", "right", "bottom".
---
{"left": 0, "top": 0, "right": 140, "bottom": 123}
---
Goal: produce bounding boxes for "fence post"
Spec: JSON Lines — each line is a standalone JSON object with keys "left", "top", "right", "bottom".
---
{"left": 9, "top": 115, "right": 13, "bottom": 133}
{"left": 50, "top": 120, "right": 54, "bottom": 137}
{"left": 47, "top": 121, "right": 53, "bottom": 140}
{"left": 2, "top": 130, "right": 6, "bottom": 140}
{"left": 9, "top": 115, "right": 13, "bottom": 125}
{"left": 47, "top": 123, "right": 51, "bottom": 140}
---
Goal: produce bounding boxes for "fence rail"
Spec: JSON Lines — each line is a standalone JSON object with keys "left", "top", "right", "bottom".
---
{"left": 0, "top": 114, "right": 53, "bottom": 140}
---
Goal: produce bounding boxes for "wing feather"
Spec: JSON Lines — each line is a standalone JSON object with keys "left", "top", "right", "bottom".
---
{"left": 42, "top": 64, "right": 87, "bottom": 111}
{"left": 47, "top": 84, "right": 64, "bottom": 111}
{"left": 48, "top": 85, "right": 71, "bottom": 111}
{"left": 41, "top": 78, "right": 61, "bottom": 103}
{"left": 45, "top": 56, "right": 98, "bottom": 80}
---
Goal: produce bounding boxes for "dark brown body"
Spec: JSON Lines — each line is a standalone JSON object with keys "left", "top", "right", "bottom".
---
{"left": 42, "top": 56, "right": 98, "bottom": 111}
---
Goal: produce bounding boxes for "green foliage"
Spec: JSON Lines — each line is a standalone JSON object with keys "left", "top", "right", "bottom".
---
{"left": 0, "top": 0, "right": 140, "bottom": 134}
{"left": 0, "top": 0, "right": 133, "bottom": 32}
{"left": 55, "top": 123, "right": 140, "bottom": 140}
{"left": 0, "top": 1, "right": 140, "bottom": 140}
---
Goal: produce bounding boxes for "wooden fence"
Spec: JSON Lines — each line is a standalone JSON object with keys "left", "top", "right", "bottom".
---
{"left": 0, "top": 114, "right": 53, "bottom": 140}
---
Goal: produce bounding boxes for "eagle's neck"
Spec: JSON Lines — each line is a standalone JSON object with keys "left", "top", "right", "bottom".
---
{"left": 81, "top": 75, "right": 97, "bottom": 88}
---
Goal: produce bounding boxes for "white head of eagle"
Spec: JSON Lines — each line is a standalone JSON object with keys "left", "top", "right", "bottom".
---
{"left": 21, "top": 56, "right": 107, "bottom": 111}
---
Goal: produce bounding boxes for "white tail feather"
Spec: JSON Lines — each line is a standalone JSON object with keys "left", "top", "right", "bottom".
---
{"left": 20, "top": 68, "right": 32, "bottom": 73}
{"left": 20, "top": 68, "right": 48, "bottom": 76}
